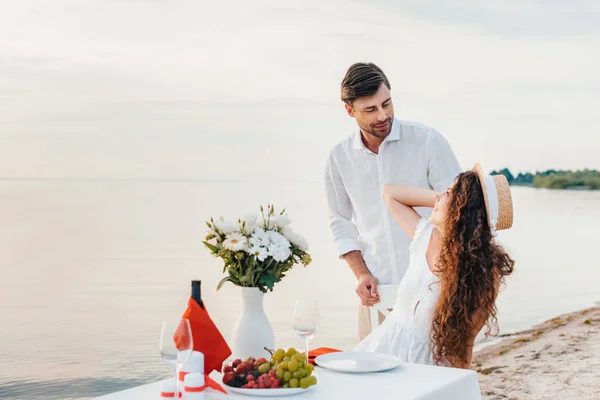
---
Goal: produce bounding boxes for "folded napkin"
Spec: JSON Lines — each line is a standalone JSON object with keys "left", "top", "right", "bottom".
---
{"left": 307, "top": 347, "right": 343, "bottom": 365}
{"left": 176, "top": 297, "right": 232, "bottom": 374}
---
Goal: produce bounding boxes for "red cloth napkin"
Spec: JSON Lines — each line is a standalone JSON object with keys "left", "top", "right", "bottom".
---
{"left": 176, "top": 297, "right": 232, "bottom": 374}
{"left": 307, "top": 347, "right": 342, "bottom": 365}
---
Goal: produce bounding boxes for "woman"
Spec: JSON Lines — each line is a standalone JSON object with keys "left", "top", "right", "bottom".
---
{"left": 355, "top": 164, "right": 515, "bottom": 368}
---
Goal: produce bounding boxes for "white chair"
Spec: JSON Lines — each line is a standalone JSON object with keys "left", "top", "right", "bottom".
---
{"left": 369, "top": 284, "right": 399, "bottom": 329}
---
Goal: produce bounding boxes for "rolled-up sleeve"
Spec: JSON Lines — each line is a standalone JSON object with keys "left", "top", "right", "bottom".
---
{"left": 427, "top": 129, "right": 462, "bottom": 191}
{"left": 324, "top": 152, "right": 363, "bottom": 258}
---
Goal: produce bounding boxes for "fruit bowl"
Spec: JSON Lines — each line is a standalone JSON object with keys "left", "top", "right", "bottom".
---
{"left": 222, "top": 347, "right": 318, "bottom": 396}
{"left": 225, "top": 385, "right": 316, "bottom": 397}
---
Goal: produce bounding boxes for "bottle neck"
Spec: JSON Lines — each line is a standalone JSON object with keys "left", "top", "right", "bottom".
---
{"left": 191, "top": 284, "right": 203, "bottom": 308}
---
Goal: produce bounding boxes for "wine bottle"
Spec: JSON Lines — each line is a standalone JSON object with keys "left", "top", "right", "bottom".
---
{"left": 191, "top": 280, "right": 204, "bottom": 309}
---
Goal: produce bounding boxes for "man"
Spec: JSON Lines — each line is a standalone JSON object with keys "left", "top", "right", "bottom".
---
{"left": 324, "top": 62, "right": 462, "bottom": 341}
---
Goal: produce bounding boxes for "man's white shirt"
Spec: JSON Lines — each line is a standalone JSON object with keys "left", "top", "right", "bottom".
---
{"left": 324, "top": 118, "right": 461, "bottom": 284}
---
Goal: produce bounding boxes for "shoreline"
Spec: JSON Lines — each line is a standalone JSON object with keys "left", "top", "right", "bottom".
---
{"left": 472, "top": 306, "right": 600, "bottom": 399}
{"left": 510, "top": 183, "right": 598, "bottom": 191}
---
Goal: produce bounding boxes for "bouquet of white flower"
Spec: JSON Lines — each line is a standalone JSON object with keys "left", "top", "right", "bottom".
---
{"left": 203, "top": 204, "right": 312, "bottom": 293}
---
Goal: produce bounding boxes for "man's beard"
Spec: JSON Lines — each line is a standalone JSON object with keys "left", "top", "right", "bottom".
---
{"left": 362, "top": 117, "right": 393, "bottom": 139}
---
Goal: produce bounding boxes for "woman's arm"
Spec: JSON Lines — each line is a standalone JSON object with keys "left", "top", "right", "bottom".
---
{"left": 382, "top": 184, "right": 439, "bottom": 239}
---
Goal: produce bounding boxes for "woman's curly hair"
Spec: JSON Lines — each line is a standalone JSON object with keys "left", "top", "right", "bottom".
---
{"left": 431, "top": 170, "right": 515, "bottom": 367}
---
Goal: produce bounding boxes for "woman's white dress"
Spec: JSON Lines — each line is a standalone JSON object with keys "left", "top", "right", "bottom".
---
{"left": 354, "top": 218, "right": 440, "bottom": 365}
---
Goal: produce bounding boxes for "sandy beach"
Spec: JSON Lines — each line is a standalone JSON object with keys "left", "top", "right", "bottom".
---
{"left": 472, "top": 306, "right": 600, "bottom": 399}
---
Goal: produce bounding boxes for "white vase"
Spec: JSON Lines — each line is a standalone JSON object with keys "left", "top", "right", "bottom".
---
{"left": 230, "top": 287, "right": 275, "bottom": 360}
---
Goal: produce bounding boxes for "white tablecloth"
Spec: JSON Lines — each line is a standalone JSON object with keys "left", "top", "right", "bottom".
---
{"left": 93, "top": 363, "right": 482, "bottom": 400}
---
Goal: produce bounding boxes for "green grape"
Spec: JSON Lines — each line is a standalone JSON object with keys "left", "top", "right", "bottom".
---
{"left": 299, "top": 377, "right": 310, "bottom": 389}
{"left": 258, "top": 363, "right": 271, "bottom": 373}
{"left": 289, "top": 378, "right": 299, "bottom": 388}
{"left": 298, "top": 361, "right": 305, "bottom": 368}
{"left": 283, "top": 383, "right": 290, "bottom": 389}
{"left": 273, "top": 349, "right": 285, "bottom": 362}
{"left": 292, "top": 370, "right": 304, "bottom": 380}
{"left": 283, "top": 356, "right": 291, "bottom": 362}
{"left": 283, "top": 371, "right": 292, "bottom": 382}
{"left": 296, "top": 353, "right": 307, "bottom": 361}
{"left": 286, "top": 348, "right": 298, "bottom": 357}
{"left": 278, "top": 361, "right": 289, "bottom": 370}
{"left": 290, "top": 354, "right": 300, "bottom": 363}
{"left": 275, "top": 369, "right": 284, "bottom": 379}
{"left": 308, "top": 376, "right": 317, "bottom": 386}
{"left": 305, "top": 363, "right": 315, "bottom": 373}
{"left": 288, "top": 360, "right": 298, "bottom": 372}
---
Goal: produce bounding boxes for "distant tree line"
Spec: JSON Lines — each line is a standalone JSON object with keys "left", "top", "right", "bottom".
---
{"left": 490, "top": 168, "right": 600, "bottom": 190}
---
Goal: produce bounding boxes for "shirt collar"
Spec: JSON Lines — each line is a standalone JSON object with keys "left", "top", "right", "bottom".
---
{"left": 353, "top": 117, "right": 401, "bottom": 151}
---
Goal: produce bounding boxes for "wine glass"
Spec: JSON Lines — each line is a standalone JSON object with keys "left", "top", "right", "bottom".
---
{"left": 160, "top": 319, "right": 193, "bottom": 398}
{"left": 293, "top": 299, "right": 319, "bottom": 367}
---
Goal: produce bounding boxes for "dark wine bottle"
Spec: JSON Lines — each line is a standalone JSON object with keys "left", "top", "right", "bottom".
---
{"left": 191, "top": 280, "right": 204, "bottom": 309}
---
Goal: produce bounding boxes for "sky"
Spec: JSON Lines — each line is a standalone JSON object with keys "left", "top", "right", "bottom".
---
{"left": 1, "top": 0, "right": 599, "bottom": 181}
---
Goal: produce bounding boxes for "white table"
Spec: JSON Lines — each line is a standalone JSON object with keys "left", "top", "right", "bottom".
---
{"left": 93, "top": 363, "right": 482, "bottom": 400}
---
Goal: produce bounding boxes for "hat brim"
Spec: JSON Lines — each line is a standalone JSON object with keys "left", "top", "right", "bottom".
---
{"left": 472, "top": 163, "right": 513, "bottom": 231}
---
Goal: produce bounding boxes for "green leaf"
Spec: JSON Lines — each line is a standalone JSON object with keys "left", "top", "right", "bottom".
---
{"left": 217, "top": 276, "right": 232, "bottom": 290}
{"left": 259, "top": 274, "right": 277, "bottom": 292}
{"left": 203, "top": 241, "right": 220, "bottom": 253}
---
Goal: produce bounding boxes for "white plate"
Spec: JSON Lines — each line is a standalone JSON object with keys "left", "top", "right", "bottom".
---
{"left": 314, "top": 351, "right": 402, "bottom": 373}
{"left": 226, "top": 384, "right": 316, "bottom": 397}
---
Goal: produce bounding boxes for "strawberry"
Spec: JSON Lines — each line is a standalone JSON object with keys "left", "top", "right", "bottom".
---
{"left": 223, "top": 366, "right": 233, "bottom": 374}
{"left": 232, "top": 359, "right": 242, "bottom": 368}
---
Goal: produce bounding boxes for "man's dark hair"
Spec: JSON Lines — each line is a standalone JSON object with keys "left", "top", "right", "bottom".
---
{"left": 340, "top": 62, "right": 391, "bottom": 105}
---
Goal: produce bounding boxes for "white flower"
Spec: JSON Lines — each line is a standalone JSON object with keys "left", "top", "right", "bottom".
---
{"left": 222, "top": 232, "right": 248, "bottom": 251}
{"left": 247, "top": 245, "right": 269, "bottom": 262}
{"left": 214, "top": 219, "right": 240, "bottom": 234}
{"left": 266, "top": 230, "right": 291, "bottom": 250}
{"left": 270, "top": 245, "right": 291, "bottom": 262}
{"left": 249, "top": 228, "right": 270, "bottom": 247}
{"left": 241, "top": 213, "right": 258, "bottom": 233}
{"left": 281, "top": 227, "right": 309, "bottom": 251}
{"left": 272, "top": 214, "right": 292, "bottom": 229}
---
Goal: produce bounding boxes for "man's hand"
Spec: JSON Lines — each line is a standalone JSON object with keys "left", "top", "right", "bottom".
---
{"left": 356, "top": 273, "right": 380, "bottom": 306}
{"left": 342, "top": 250, "right": 380, "bottom": 306}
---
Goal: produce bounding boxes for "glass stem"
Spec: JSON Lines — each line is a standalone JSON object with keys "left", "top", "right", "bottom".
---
{"left": 305, "top": 338, "right": 310, "bottom": 364}
{"left": 174, "top": 364, "right": 180, "bottom": 399}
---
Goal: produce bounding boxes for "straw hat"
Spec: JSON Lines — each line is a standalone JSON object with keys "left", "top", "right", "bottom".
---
{"left": 472, "top": 163, "right": 514, "bottom": 235}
